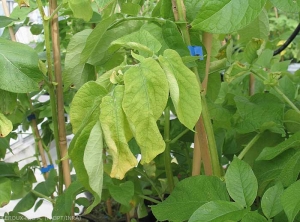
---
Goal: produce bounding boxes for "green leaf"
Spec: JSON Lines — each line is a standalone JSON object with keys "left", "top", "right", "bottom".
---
{"left": 122, "top": 58, "right": 168, "bottom": 164}
{"left": 261, "top": 183, "right": 284, "bottom": 219}
{"left": 100, "top": 86, "right": 137, "bottom": 179}
{"left": 10, "top": 1, "right": 37, "bottom": 21}
{"left": 234, "top": 93, "right": 285, "bottom": 134}
{"left": 34, "top": 199, "right": 43, "bottom": 212}
{"left": 257, "top": 131, "right": 300, "bottom": 160}
{"left": 109, "top": 181, "right": 134, "bottom": 207}
{"left": 0, "top": 178, "right": 11, "bottom": 207}
{"left": 185, "top": 0, "right": 203, "bottom": 22}
{"left": 238, "top": 9, "right": 269, "bottom": 44}
{"left": 270, "top": 0, "right": 300, "bottom": 13}
{"left": 111, "top": 29, "right": 161, "bottom": 57}
{"left": 152, "top": 0, "right": 174, "bottom": 20}
{"left": 241, "top": 211, "right": 267, "bottom": 222}
{"left": 81, "top": 15, "right": 117, "bottom": 63}
{"left": 0, "top": 113, "right": 13, "bottom": 138}
{"left": 63, "top": 29, "right": 94, "bottom": 89}
{"left": 83, "top": 121, "right": 103, "bottom": 203}
{"left": 70, "top": 81, "right": 107, "bottom": 134}
{"left": 278, "top": 151, "right": 300, "bottom": 187}
{"left": 159, "top": 49, "right": 201, "bottom": 130}
{"left": 0, "top": 162, "right": 19, "bottom": 178}
{"left": 13, "top": 192, "right": 36, "bottom": 212}
{"left": 191, "top": 0, "right": 267, "bottom": 33}
{"left": 0, "top": 90, "right": 17, "bottom": 115}
{"left": 244, "top": 38, "right": 265, "bottom": 64}
{"left": 281, "top": 180, "right": 300, "bottom": 222}
{"left": 225, "top": 157, "right": 258, "bottom": 207}
{"left": 68, "top": 0, "right": 93, "bottom": 21}
{"left": 121, "top": 2, "right": 141, "bottom": 15}
{"left": 0, "top": 16, "right": 18, "bottom": 28}
{"left": 0, "top": 38, "right": 43, "bottom": 93}
{"left": 52, "top": 181, "right": 84, "bottom": 220}
{"left": 152, "top": 176, "right": 229, "bottom": 222}
{"left": 189, "top": 201, "right": 247, "bottom": 222}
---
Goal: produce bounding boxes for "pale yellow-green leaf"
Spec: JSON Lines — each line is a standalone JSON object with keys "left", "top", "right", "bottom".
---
{"left": 0, "top": 112, "right": 12, "bottom": 137}
{"left": 100, "top": 86, "right": 137, "bottom": 179}
{"left": 83, "top": 121, "right": 103, "bottom": 198}
{"left": 159, "top": 49, "right": 201, "bottom": 130}
{"left": 122, "top": 58, "right": 169, "bottom": 164}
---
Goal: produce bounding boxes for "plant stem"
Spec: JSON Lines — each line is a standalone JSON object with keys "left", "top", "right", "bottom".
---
{"left": 109, "top": 17, "right": 166, "bottom": 29}
{"left": 238, "top": 133, "right": 262, "bottom": 159}
{"left": 251, "top": 69, "right": 300, "bottom": 114}
{"left": 139, "top": 195, "right": 161, "bottom": 204}
{"left": 164, "top": 106, "right": 175, "bottom": 192}
{"left": 31, "top": 190, "right": 55, "bottom": 204}
{"left": 202, "top": 32, "right": 213, "bottom": 92}
{"left": 49, "top": 0, "right": 72, "bottom": 189}
{"left": 173, "top": 0, "right": 221, "bottom": 177}
{"left": 46, "top": 3, "right": 63, "bottom": 21}
{"left": 170, "top": 128, "right": 189, "bottom": 144}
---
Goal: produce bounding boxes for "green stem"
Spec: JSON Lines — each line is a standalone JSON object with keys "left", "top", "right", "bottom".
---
{"left": 164, "top": 106, "right": 175, "bottom": 192}
{"left": 138, "top": 195, "right": 161, "bottom": 204}
{"left": 170, "top": 128, "right": 189, "bottom": 144}
{"left": 109, "top": 17, "right": 166, "bottom": 30}
{"left": 45, "top": 3, "right": 63, "bottom": 21}
{"left": 238, "top": 133, "right": 262, "bottom": 159}
{"left": 134, "top": 168, "right": 163, "bottom": 201}
{"left": 31, "top": 190, "right": 55, "bottom": 204}
{"left": 251, "top": 69, "right": 300, "bottom": 114}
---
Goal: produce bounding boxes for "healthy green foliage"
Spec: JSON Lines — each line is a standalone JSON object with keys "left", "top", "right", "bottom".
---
{"left": 68, "top": 0, "right": 93, "bottom": 21}
{"left": 0, "top": 16, "right": 18, "bottom": 28}
{"left": 261, "top": 183, "right": 284, "bottom": 219}
{"left": 281, "top": 180, "right": 300, "bottom": 222}
{"left": 225, "top": 158, "right": 258, "bottom": 207}
{"left": 0, "top": 178, "right": 11, "bottom": 207}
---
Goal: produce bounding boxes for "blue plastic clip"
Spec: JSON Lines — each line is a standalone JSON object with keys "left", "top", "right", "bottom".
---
{"left": 40, "top": 164, "right": 54, "bottom": 174}
{"left": 27, "top": 113, "right": 36, "bottom": 121}
{"left": 188, "top": 46, "right": 204, "bottom": 60}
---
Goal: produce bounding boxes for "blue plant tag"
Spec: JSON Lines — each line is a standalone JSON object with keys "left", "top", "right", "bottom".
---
{"left": 40, "top": 164, "right": 54, "bottom": 173}
{"left": 188, "top": 46, "right": 204, "bottom": 60}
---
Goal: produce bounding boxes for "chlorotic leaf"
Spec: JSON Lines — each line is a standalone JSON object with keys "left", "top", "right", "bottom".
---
{"left": 83, "top": 121, "right": 103, "bottom": 203}
{"left": 0, "top": 113, "right": 13, "bottom": 137}
{"left": 0, "top": 178, "right": 11, "bottom": 207}
{"left": 191, "top": 0, "right": 267, "bottom": 33}
{"left": 225, "top": 157, "right": 258, "bottom": 207}
{"left": 281, "top": 180, "right": 300, "bottom": 222}
{"left": 257, "top": 131, "right": 300, "bottom": 160}
{"left": 152, "top": 176, "right": 229, "bottom": 222}
{"left": 189, "top": 201, "right": 248, "bottom": 222}
{"left": 261, "top": 183, "right": 284, "bottom": 219}
{"left": 122, "top": 58, "right": 168, "bottom": 164}
{"left": 70, "top": 81, "right": 107, "bottom": 134}
{"left": 63, "top": 29, "right": 94, "bottom": 89}
{"left": 159, "top": 49, "right": 201, "bottom": 130}
{"left": 0, "top": 38, "right": 43, "bottom": 93}
{"left": 100, "top": 86, "right": 137, "bottom": 179}
{"left": 68, "top": 0, "right": 93, "bottom": 21}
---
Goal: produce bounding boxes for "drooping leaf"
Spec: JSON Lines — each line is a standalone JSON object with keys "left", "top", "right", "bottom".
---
{"left": 0, "top": 113, "right": 13, "bottom": 137}
{"left": 152, "top": 176, "right": 229, "bottom": 222}
{"left": 100, "top": 86, "right": 137, "bottom": 179}
{"left": 191, "top": 0, "right": 267, "bottom": 33}
{"left": 0, "top": 178, "right": 11, "bottom": 207}
{"left": 63, "top": 29, "right": 94, "bottom": 89}
{"left": 68, "top": 0, "right": 93, "bottom": 21}
{"left": 80, "top": 15, "right": 117, "bottom": 63}
{"left": 108, "top": 181, "right": 134, "bottom": 207}
{"left": 261, "top": 183, "right": 284, "bottom": 219}
{"left": 159, "top": 49, "right": 201, "bottom": 130}
{"left": 34, "top": 199, "right": 43, "bottom": 212}
{"left": 70, "top": 81, "right": 107, "bottom": 134}
{"left": 234, "top": 93, "right": 285, "bottom": 134}
{"left": 122, "top": 58, "right": 168, "bottom": 164}
{"left": 83, "top": 121, "right": 104, "bottom": 203}
{"left": 0, "top": 38, "right": 43, "bottom": 93}
{"left": 281, "top": 180, "right": 300, "bottom": 222}
{"left": 244, "top": 38, "right": 265, "bottom": 64}
{"left": 241, "top": 211, "right": 267, "bottom": 222}
{"left": 225, "top": 157, "right": 258, "bottom": 207}
{"left": 0, "top": 16, "right": 18, "bottom": 28}
{"left": 270, "top": 0, "right": 300, "bottom": 13}
{"left": 13, "top": 192, "right": 36, "bottom": 212}
{"left": 257, "top": 131, "right": 300, "bottom": 160}
{"left": 238, "top": 9, "right": 269, "bottom": 44}
{"left": 111, "top": 29, "right": 161, "bottom": 57}
{"left": 189, "top": 201, "right": 248, "bottom": 222}
{"left": 52, "top": 181, "right": 84, "bottom": 220}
